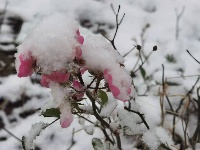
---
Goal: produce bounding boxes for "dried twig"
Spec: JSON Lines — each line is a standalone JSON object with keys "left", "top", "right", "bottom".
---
{"left": 124, "top": 106, "right": 149, "bottom": 130}
{"left": 67, "top": 128, "right": 76, "bottom": 150}
{"left": 186, "top": 50, "right": 200, "bottom": 64}
{"left": 103, "top": 5, "right": 125, "bottom": 50}
{"left": 2, "top": 127, "right": 21, "bottom": 142}
{"left": 175, "top": 7, "right": 185, "bottom": 40}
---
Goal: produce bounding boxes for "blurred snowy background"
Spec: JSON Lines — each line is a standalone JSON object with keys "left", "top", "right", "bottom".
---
{"left": 0, "top": 0, "right": 200, "bottom": 149}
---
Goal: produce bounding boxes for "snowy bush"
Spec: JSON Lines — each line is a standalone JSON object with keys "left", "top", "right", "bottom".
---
{"left": 14, "top": 5, "right": 200, "bottom": 150}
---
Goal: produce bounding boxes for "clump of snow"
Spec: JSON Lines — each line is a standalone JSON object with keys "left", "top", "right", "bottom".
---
{"left": 142, "top": 129, "right": 160, "bottom": 150}
{"left": 83, "top": 125, "right": 94, "bottom": 135}
{"left": 15, "top": 13, "right": 80, "bottom": 74}
{"left": 142, "top": 127, "right": 174, "bottom": 150}
{"left": 23, "top": 122, "right": 48, "bottom": 150}
{"left": 82, "top": 33, "right": 124, "bottom": 71}
{"left": 155, "top": 127, "right": 174, "bottom": 148}
{"left": 138, "top": 96, "right": 161, "bottom": 128}
{"left": 79, "top": 105, "right": 93, "bottom": 114}
{"left": 118, "top": 108, "right": 147, "bottom": 135}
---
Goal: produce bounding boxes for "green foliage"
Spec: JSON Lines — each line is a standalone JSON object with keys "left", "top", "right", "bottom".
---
{"left": 98, "top": 89, "right": 108, "bottom": 106}
{"left": 42, "top": 108, "right": 60, "bottom": 118}
{"left": 140, "top": 67, "right": 146, "bottom": 80}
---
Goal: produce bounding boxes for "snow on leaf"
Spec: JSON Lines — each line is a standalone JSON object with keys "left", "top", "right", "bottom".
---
{"left": 92, "top": 138, "right": 104, "bottom": 150}
{"left": 83, "top": 125, "right": 94, "bottom": 135}
{"left": 22, "top": 122, "right": 48, "bottom": 150}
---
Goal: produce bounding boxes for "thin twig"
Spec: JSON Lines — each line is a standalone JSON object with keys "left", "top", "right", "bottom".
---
{"left": 186, "top": 50, "right": 200, "bottom": 64}
{"left": 172, "top": 77, "right": 200, "bottom": 140}
{"left": 123, "top": 45, "right": 136, "bottom": 57}
{"left": 86, "top": 90, "right": 110, "bottom": 128}
{"left": 101, "top": 128, "right": 115, "bottom": 145}
{"left": 76, "top": 113, "right": 97, "bottom": 126}
{"left": 2, "top": 127, "right": 22, "bottom": 142}
{"left": 175, "top": 7, "right": 185, "bottom": 40}
{"left": 67, "top": 128, "right": 76, "bottom": 150}
{"left": 131, "top": 50, "right": 153, "bottom": 75}
{"left": 124, "top": 106, "right": 149, "bottom": 129}
{"left": 106, "top": 4, "right": 125, "bottom": 50}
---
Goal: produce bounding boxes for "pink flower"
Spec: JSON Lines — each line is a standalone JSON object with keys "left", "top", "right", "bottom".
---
{"left": 18, "top": 52, "right": 34, "bottom": 77}
{"left": 76, "top": 30, "right": 84, "bottom": 44}
{"left": 40, "top": 70, "right": 70, "bottom": 87}
{"left": 103, "top": 69, "right": 120, "bottom": 98}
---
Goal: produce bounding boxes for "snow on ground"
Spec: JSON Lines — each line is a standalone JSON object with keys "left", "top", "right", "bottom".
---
{"left": 0, "top": 0, "right": 200, "bottom": 149}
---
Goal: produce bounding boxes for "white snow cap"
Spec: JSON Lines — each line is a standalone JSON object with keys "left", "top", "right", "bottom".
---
{"left": 82, "top": 33, "right": 135, "bottom": 101}
{"left": 16, "top": 13, "right": 80, "bottom": 74}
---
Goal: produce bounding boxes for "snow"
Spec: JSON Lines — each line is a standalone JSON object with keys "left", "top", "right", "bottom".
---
{"left": 142, "top": 129, "right": 160, "bottom": 150}
{"left": 1, "top": 0, "right": 200, "bottom": 149}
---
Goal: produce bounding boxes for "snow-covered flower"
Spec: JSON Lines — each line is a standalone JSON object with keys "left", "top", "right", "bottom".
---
{"left": 40, "top": 70, "right": 70, "bottom": 88}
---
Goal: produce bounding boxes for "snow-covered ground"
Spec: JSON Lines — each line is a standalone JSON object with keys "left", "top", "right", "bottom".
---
{"left": 0, "top": 0, "right": 200, "bottom": 149}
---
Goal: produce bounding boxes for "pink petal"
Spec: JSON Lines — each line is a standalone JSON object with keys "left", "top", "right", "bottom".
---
{"left": 55, "top": 71, "right": 70, "bottom": 83}
{"left": 127, "top": 87, "right": 131, "bottom": 94}
{"left": 103, "top": 69, "right": 112, "bottom": 85}
{"left": 45, "top": 71, "right": 70, "bottom": 83}
{"left": 76, "top": 29, "right": 84, "bottom": 44}
{"left": 40, "top": 75, "right": 50, "bottom": 88}
{"left": 77, "top": 36, "right": 84, "bottom": 44}
{"left": 73, "top": 80, "right": 82, "bottom": 91}
{"left": 18, "top": 52, "right": 34, "bottom": 77}
{"left": 60, "top": 102, "right": 73, "bottom": 128}
{"left": 110, "top": 84, "right": 120, "bottom": 97}
{"left": 60, "top": 114, "right": 73, "bottom": 128}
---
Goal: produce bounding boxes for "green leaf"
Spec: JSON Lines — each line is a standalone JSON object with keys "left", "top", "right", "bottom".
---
{"left": 92, "top": 138, "right": 104, "bottom": 150}
{"left": 140, "top": 67, "right": 146, "bottom": 79}
{"left": 42, "top": 108, "right": 60, "bottom": 118}
{"left": 98, "top": 90, "right": 108, "bottom": 105}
